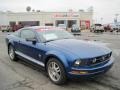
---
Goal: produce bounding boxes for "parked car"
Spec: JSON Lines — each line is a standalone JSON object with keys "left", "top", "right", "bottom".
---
{"left": 110, "top": 24, "right": 117, "bottom": 32}
{"left": 71, "top": 24, "right": 81, "bottom": 35}
{"left": 6, "top": 26, "right": 114, "bottom": 85}
{"left": 116, "top": 24, "right": 120, "bottom": 32}
{"left": 58, "top": 24, "right": 67, "bottom": 30}
{"left": 0, "top": 25, "right": 12, "bottom": 32}
{"left": 103, "top": 24, "right": 111, "bottom": 32}
{"left": 90, "top": 24, "right": 104, "bottom": 33}
{"left": 109, "top": 24, "right": 120, "bottom": 32}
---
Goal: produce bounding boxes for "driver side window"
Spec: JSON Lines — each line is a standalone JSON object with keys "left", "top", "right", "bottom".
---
{"left": 20, "top": 29, "right": 36, "bottom": 39}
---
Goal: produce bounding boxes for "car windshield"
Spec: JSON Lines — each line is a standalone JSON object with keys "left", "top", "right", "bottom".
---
{"left": 37, "top": 30, "right": 74, "bottom": 42}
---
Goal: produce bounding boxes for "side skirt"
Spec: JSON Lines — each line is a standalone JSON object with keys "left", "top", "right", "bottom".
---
{"left": 15, "top": 51, "right": 45, "bottom": 67}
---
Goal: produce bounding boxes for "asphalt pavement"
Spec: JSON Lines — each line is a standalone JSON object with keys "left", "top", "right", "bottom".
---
{"left": 0, "top": 31, "right": 120, "bottom": 90}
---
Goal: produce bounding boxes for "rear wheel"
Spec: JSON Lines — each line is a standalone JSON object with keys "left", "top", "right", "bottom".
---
{"left": 8, "top": 45, "right": 18, "bottom": 61}
{"left": 47, "top": 58, "right": 67, "bottom": 85}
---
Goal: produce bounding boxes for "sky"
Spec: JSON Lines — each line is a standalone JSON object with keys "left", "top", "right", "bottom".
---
{"left": 0, "top": 0, "right": 120, "bottom": 24}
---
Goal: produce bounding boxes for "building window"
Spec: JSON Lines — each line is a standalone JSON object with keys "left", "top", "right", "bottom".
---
{"left": 45, "top": 23, "right": 53, "bottom": 26}
{"left": 67, "top": 20, "right": 77, "bottom": 28}
{"left": 9, "top": 21, "right": 16, "bottom": 26}
{"left": 55, "top": 20, "right": 66, "bottom": 26}
{"left": 18, "top": 21, "right": 40, "bottom": 27}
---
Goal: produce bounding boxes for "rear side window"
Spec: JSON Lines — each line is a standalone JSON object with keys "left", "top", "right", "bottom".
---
{"left": 20, "top": 29, "right": 36, "bottom": 39}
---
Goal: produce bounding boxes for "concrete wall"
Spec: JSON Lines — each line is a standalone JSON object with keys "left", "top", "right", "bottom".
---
{"left": 0, "top": 12, "right": 9, "bottom": 25}
{"left": 0, "top": 11, "right": 93, "bottom": 27}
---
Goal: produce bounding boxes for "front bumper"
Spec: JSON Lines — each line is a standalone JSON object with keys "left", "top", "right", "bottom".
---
{"left": 67, "top": 58, "right": 114, "bottom": 78}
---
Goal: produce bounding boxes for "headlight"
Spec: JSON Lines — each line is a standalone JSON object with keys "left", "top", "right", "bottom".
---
{"left": 74, "top": 60, "right": 82, "bottom": 66}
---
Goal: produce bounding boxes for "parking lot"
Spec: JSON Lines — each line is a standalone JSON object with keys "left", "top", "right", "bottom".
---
{"left": 0, "top": 31, "right": 120, "bottom": 90}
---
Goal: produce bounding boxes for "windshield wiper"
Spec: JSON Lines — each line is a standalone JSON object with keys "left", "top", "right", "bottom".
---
{"left": 44, "top": 40, "right": 56, "bottom": 43}
{"left": 63, "top": 38, "right": 70, "bottom": 39}
{"left": 63, "top": 38, "right": 73, "bottom": 39}
{"left": 44, "top": 38, "right": 73, "bottom": 43}
{"left": 44, "top": 39, "right": 60, "bottom": 43}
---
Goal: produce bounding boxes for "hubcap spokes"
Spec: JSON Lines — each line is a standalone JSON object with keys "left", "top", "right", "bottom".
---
{"left": 9, "top": 47, "right": 14, "bottom": 59}
{"left": 48, "top": 62, "right": 61, "bottom": 81}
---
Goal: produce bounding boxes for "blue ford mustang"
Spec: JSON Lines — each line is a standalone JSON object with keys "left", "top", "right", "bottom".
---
{"left": 6, "top": 26, "right": 114, "bottom": 84}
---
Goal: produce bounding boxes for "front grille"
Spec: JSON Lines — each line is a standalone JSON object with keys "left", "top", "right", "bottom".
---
{"left": 87, "top": 52, "right": 112, "bottom": 66}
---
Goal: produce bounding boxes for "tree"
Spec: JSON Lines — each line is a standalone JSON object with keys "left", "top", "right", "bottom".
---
{"left": 26, "top": 6, "right": 31, "bottom": 12}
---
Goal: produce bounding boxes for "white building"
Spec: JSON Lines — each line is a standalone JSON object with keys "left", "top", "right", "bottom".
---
{"left": 0, "top": 10, "right": 93, "bottom": 29}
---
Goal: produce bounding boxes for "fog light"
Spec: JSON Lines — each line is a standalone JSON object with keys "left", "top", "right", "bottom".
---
{"left": 70, "top": 70, "right": 88, "bottom": 75}
{"left": 79, "top": 71, "right": 88, "bottom": 74}
{"left": 70, "top": 70, "right": 80, "bottom": 75}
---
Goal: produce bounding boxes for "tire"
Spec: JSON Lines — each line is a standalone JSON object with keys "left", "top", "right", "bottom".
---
{"left": 8, "top": 45, "right": 18, "bottom": 61}
{"left": 110, "top": 30, "right": 113, "bottom": 32}
{"left": 47, "top": 58, "right": 67, "bottom": 85}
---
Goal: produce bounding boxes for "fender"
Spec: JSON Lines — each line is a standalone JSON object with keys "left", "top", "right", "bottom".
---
{"left": 6, "top": 34, "right": 15, "bottom": 46}
{"left": 6, "top": 38, "right": 15, "bottom": 54}
{"left": 44, "top": 50, "right": 69, "bottom": 69}
{"left": 7, "top": 35, "right": 19, "bottom": 51}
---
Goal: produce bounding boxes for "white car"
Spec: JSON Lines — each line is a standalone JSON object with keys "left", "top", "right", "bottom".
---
{"left": 110, "top": 25, "right": 117, "bottom": 30}
{"left": 109, "top": 24, "right": 120, "bottom": 32}
{"left": 90, "top": 24, "right": 104, "bottom": 33}
{"left": 0, "top": 25, "right": 12, "bottom": 32}
{"left": 115, "top": 25, "right": 120, "bottom": 32}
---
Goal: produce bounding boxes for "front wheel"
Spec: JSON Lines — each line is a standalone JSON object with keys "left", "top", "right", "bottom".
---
{"left": 8, "top": 45, "right": 18, "bottom": 61}
{"left": 47, "top": 58, "right": 67, "bottom": 85}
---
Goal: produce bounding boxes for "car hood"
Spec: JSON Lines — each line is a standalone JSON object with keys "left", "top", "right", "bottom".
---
{"left": 47, "top": 39, "right": 111, "bottom": 59}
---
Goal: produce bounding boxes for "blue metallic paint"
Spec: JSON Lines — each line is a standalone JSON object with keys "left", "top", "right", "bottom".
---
{"left": 67, "top": 58, "right": 114, "bottom": 78}
{"left": 45, "top": 50, "right": 69, "bottom": 69}
{"left": 6, "top": 28, "right": 114, "bottom": 79}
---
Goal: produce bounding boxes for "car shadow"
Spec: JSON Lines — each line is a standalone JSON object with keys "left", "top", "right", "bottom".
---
{"left": 8, "top": 58, "right": 119, "bottom": 90}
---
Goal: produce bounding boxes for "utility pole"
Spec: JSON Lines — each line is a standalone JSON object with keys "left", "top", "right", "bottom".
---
{"left": 115, "top": 14, "right": 119, "bottom": 23}
{"left": 101, "top": 18, "right": 103, "bottom": 24}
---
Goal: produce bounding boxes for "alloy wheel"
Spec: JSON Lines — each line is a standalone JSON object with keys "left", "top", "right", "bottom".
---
{"left": 9, "top": 46, "right": 15, "bottom": 60}
{"left": 48, "top": 61, "right": 61, "bottom": 82}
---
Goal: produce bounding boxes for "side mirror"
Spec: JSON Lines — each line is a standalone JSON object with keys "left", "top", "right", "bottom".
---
{"left": 26, "top": 38, "right": 37, "bottom": 44}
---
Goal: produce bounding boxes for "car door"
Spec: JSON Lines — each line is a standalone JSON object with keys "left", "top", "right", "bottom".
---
{"left": 10, "top": 30, "right": 21, "bottom": 51}
{"left": 17, "top": 29, "right": 45, "bottom": 66}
